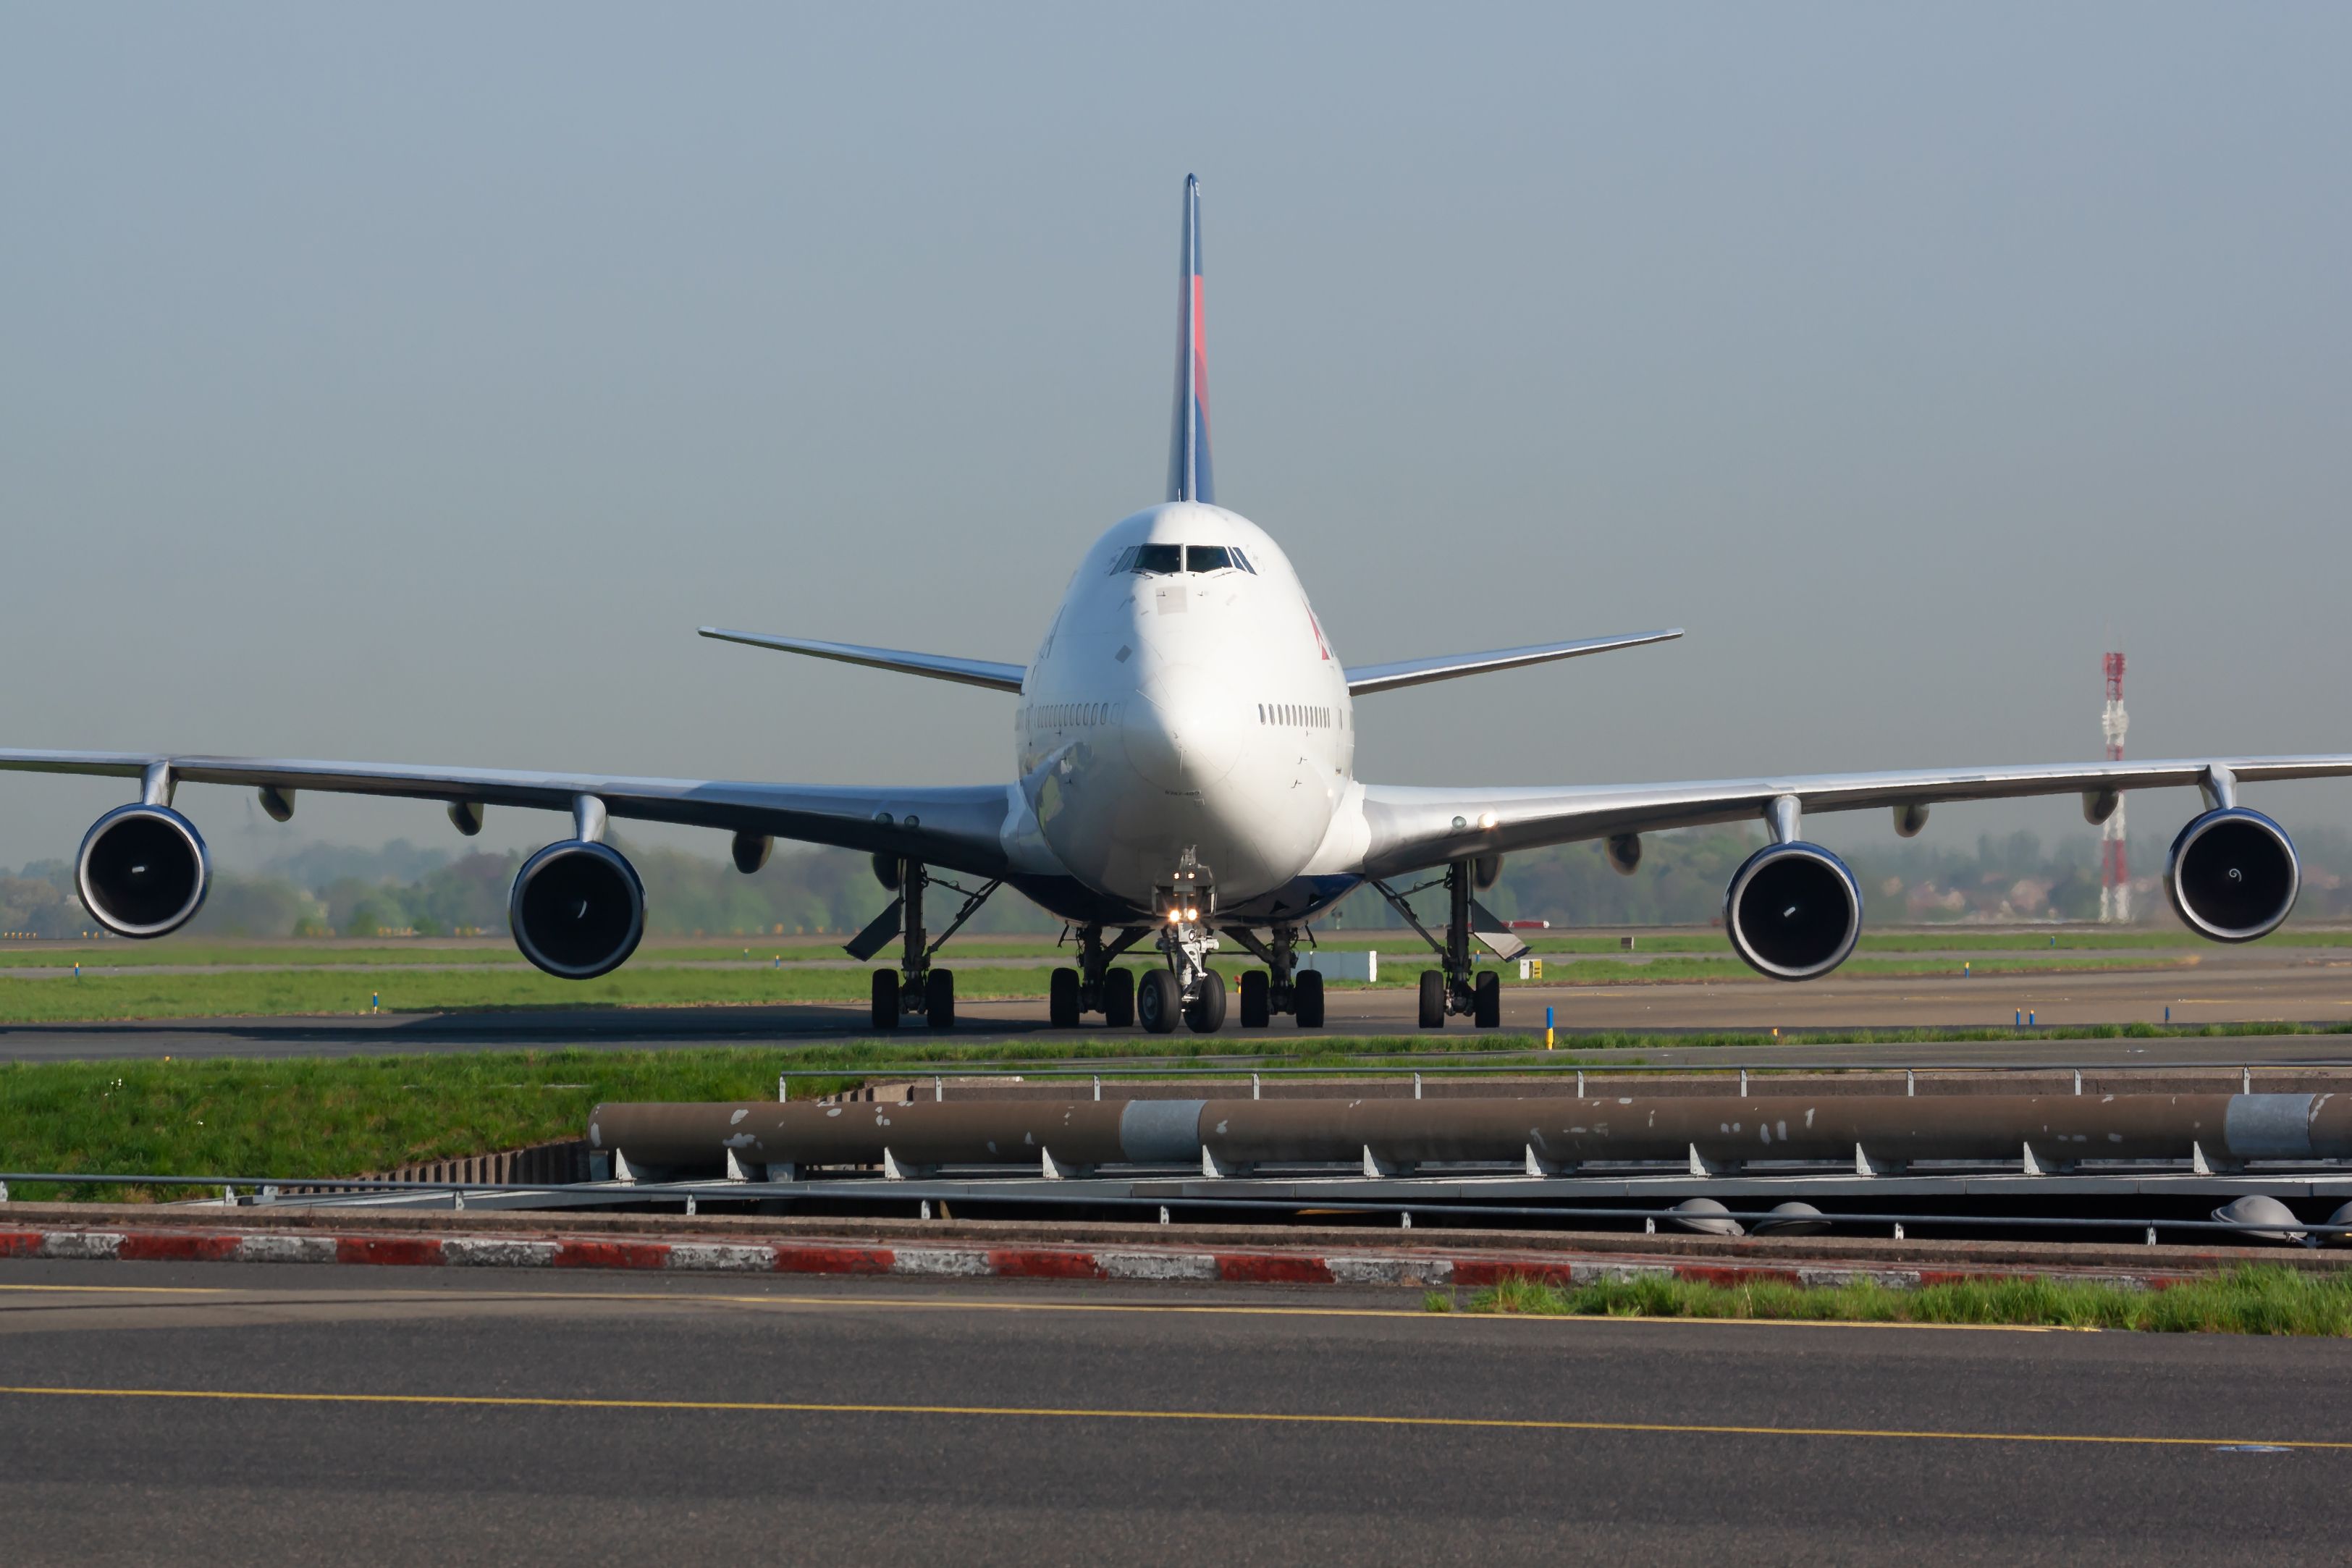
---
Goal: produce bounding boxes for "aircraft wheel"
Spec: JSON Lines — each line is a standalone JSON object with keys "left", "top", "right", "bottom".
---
{"left": 1417, "top": 969, "right": 1446, "bottom": 1029}
{"left": 925, "top": 968, "right": 956, "bottom": 1029}
{"left": 871, "top": 969, "right": 899, "bottom": 1031}
{"left": 1294, "top": 969, "right": 1324, "bottom": 1029}
{"left": 1474, "top": 969, "right": 1501, "bottom": 1028}
{"left": 1049, "top": 966, "right": 1082, "bottom": 1028}
{"left": 1184, "top": 969, "right": 1227, "bottom": 1032}
{"left": 1238, "top": 971, "right": 1270, "bottom": 1028}
{"left": 1137, "top": 969, "right": 1181, "bottom": 1034}
{"left": 1103, "top": 967, "right": 1136, "bottom": 1028}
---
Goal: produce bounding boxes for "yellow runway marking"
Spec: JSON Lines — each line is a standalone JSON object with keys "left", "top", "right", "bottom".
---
{"left": 0, "top": 1282, "right": 2070, "bottom": 1332}
{"left": 0, "top": 1383, "right": 2335, "bottom": 1450}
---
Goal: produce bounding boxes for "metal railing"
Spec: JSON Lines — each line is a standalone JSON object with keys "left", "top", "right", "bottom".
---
{"left": 4, "top": 1168, "right": 2351, "bottom": 1245}
{"left": 777, "top": 1055, "right": 2352, "bottom": 1102}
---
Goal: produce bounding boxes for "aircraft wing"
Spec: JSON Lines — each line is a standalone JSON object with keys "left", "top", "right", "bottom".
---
{"left": 1357, "top": 755, "right": 2352, "bottom": 880}
{"left": 0, "top": 750, "right": 1014, "bottom": 876}
{"left": 1344, "top": 630, "right": 1681, "bottom": 696}
{"left": 699, "top": 628, "right": 1025, "bottom": 694}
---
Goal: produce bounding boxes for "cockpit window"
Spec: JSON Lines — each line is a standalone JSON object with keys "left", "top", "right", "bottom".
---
{"left": 1228, "top": 547, "right": 1255, "bottom": 574}
{"left": 1184, "top": 545, "right": 1234, "bottom": 573}
{"left": 1129, "top": 543, "right": 1184, "bottom": 575}
{"left": 1108, "top": 546, "right": 1138, "bottom": 574}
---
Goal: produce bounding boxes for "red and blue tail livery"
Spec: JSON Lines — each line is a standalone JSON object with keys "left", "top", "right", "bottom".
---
{"left": 1166, "top": 173, "right": 1214, "bottom": 505}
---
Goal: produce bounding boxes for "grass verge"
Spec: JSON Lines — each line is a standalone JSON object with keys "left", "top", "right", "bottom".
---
{"left": 0, "top": 953, "right": 2200, "bottom": 1023}
{"left": 5, "top": 1021, "right": 2351, "bottom": 1201}
{"left": 1430, "top": 1265, "right": 2352, "bottom": 1334}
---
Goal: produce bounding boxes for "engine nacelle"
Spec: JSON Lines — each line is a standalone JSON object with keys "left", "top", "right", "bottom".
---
{"left": 76, "top": 804, "right": 211, "bottom": 938}
{"left": 2166, "top": 807, "right": 2298, "bottom": 943}
{"left": 509, "top": 840, "right": 646, "bottom": 979}
{"left": 1724, "top": 841, "right": 1862, "bottom": 981}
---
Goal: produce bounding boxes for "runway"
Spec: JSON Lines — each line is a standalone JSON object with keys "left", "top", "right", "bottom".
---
{"left": 0, "top": 1261, "right": 2345, "bottom": 1564}
{"left": 1, "top": 945, "right": 2346, "bottom": 1063}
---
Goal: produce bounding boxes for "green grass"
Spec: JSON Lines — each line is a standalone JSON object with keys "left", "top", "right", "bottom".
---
{"left": 1428, "top": 1265, "right": 2352, "bottom": 1334}
{"left": 0, "top": 949, "right": 2201, "bottom": 1024}
{"left": 0, "top": 1048, "right": 788, "bottom": 1198}
{"left": 9, "top": 1021, "right": 2352, "bottom": 1201}
{"left": 0, "top": 964, "right": 1122, "bottom": 1022}
{"left": 8, "top": 926, "right": 2347, "bottom": 971}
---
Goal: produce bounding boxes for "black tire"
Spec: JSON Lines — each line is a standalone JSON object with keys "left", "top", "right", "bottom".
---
{"left": 1294, "top": 968, "right": 1325, "bottom": 1029}
{"left": 1137, "top": 968, "right": 1181, "bottom": 1034}
{"left": 1239, "top": 970, "right": 1270, "bottom": 1028}
{"left": 1049, "top": 966, "right": 1082, "bottom": 1028}
{"left": 925, "top": 968, "right": 956, "bottom": 1030}
{"left": 1474, "top": 969, "right": 1501, "bottom": 1029}
{"left": 871, "top": 969, "right": 899, "bottom": 1032}
{"left": 1418, "top": 969, "right": 1446, "bottom": 1029}
{"left": 1184, "top": 969, "right": 1227, "bottom": 1033}
{"left": 1103, "top": 967, "right": 1136, "bottom": 1028}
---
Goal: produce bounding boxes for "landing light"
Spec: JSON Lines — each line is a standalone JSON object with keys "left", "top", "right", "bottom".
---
{"left": 1182, "top": 906, "right": 1199, "bottom": 921}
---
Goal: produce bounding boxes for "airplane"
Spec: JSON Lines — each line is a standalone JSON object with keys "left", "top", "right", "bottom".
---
{"left": 6, "top": 174, "right": 2347, "bottom": 1037}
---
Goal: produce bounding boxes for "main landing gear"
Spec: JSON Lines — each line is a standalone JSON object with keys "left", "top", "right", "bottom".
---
{"left": 1051, "top": 918, "right": 1324, "bottom": 1034}
{"left": 1371, "top": 859, "right": 1514, "bottom": 1029}
{"left": 848, "top": 857, "right": 1000, "bottom": 1032}
{"left": 1223, "top": 922, "right": 1324, "bottom": 1030}
{"left": 1049, "top": 923, "right": 1148, "bottom": 1029}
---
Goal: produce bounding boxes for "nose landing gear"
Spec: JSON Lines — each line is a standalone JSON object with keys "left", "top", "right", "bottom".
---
{"left": 1142, "top": 896, "right": 1223, "bottom": 1034}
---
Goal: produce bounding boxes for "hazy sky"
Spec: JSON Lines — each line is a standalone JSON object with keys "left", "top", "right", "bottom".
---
{"left": 2, "top": 4, "right": 2347, "bottom": 874}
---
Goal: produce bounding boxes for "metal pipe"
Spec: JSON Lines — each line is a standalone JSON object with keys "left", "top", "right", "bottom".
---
{"left": 590, "top": 1099, "right": 1208, "bottom": 1171}
{"left": 772, "top": 1055, "right": 2352, "bottom": 1083}
{"left": 591, "top": 1092, "right": 2352, "bottom": 1173}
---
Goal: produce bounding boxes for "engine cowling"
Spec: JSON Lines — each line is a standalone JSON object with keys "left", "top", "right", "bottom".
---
{"left": 1724, "top": 841, "right": 1862, "bottom": 981}
{"left": 2167, "top": 808, "right": 2298, "bottom": 943}
{"left": 76, "top": 804, "right": 211, "bottom": 937}
{"left": 509, "top": 840, "right": 646, "bottom": 979}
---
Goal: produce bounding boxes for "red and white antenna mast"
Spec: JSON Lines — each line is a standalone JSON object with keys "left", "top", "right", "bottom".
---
{"left": 2099, "top": 652, "right": 2130, "bottom": 922}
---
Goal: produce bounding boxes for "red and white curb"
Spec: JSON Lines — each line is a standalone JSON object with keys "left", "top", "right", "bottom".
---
{"left": 0, "top": 1225, "right": 2196, "bottom": 1294}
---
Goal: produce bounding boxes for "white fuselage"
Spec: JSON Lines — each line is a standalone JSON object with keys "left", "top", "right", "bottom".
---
{"left": 1014, "top": 502, "right": 1362, "bottom": 916}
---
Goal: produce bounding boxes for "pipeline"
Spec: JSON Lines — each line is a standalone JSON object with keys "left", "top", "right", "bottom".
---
{"left": 589, "top": 1092, "right": 2352, "bottom": 1174}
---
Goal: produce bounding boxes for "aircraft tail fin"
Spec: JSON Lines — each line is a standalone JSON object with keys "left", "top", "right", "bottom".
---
{"left": 1166, "top": 174, "right": 1214, "bottom": 505}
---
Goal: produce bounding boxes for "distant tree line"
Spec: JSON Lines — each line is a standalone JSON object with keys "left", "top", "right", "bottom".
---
{"left": 5, "top": 823, "right": 2350, "bottom": 941}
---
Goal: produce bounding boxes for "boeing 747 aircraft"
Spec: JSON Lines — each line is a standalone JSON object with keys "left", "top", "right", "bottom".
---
{"left": 7, "top": 177, "right": 2346, "bottom": 1034}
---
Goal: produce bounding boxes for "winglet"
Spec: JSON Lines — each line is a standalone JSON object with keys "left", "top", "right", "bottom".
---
{"left": 1166, "top": 174, "right": 1214, "bottom": 505}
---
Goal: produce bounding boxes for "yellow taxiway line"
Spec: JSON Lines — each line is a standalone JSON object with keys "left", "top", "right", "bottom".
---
{"left": 0, "top": 1383, "right": 2336, "bottom": 1450}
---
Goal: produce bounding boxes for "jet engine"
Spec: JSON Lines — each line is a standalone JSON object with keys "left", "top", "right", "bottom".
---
{"left": 2166, "top": 808, "right": 2298, "bottom": 943}
{"left": 1723, "top": 841, "right": 1862, "bottom": 981}
{"left": 509, "top": 840, "right": 646, "bottom": 979}
{"left": 76, "top": 804, "right": 211, "bottom": 937}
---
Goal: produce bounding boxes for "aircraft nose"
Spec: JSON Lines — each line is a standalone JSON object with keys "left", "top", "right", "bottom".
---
{"left": 1124, "top": 664, "right": 1246, "bottom": 791}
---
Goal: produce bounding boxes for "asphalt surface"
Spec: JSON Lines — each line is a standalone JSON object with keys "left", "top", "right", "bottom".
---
{"left": 1, "top": 945, "right": 2348, "bottom": 1063}
{"left": 1, "top": 1262, "right": 2346, "bottom": 1564}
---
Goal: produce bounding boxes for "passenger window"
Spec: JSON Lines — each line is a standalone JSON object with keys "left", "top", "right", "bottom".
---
{"left": 1130, "top": 544, "right": 1182, "bottom": 575}
{"left": 1185, "top": 545, "right": 1233, "bottom": 573}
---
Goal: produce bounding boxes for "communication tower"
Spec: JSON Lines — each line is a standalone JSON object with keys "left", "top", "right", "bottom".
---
{"left": 2099, "top": 652, "right": 2129, "bottom": 922}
